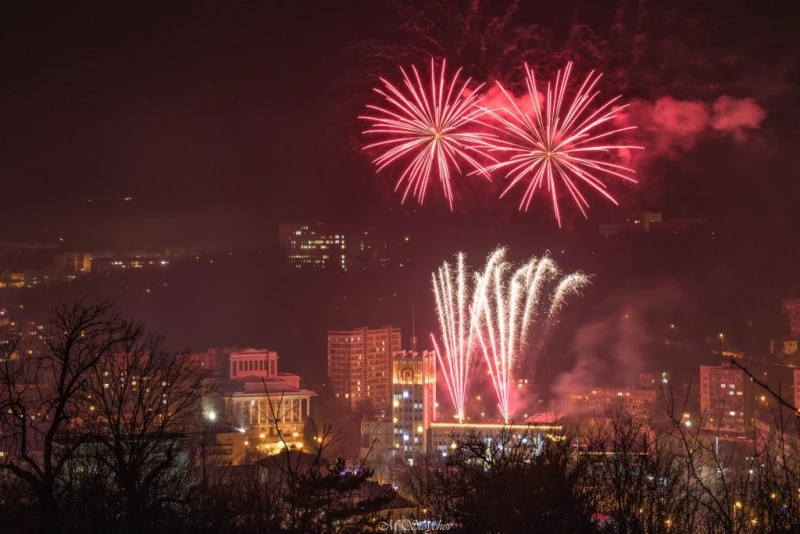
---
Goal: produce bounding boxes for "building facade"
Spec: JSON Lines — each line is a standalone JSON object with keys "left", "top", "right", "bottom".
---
{"left": 699, "top": 362, "right": 751, "bottom": 434}
{"left": 359, "top": 350, "right": 436, "bottom": 469}
{"left": 219, "top": 349, "right": 316, "bottom": 455}
{"left": 54, "top": 252, "right": 92, "bottom": 273}
{"left": 286, "top": 223, "right": 347, "bottom": 270}
{"left": 327, "top": 327, "right": 401, "bottom": 411}
{"left": 560, "top": 386, "right": 658, "bottom": 422}
{"left": 390, "top": 350, "right": 436, "bottom": 462}
{"left": 428, "top": 419, "right": 565, "bottom": 458}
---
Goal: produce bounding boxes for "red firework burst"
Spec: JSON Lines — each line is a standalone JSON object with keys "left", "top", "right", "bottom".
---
{"left": 484, "top": 62, "right": 642, "bottom": 226}
{"left": 361, "top": 59, "right": 495, "bottom": 210}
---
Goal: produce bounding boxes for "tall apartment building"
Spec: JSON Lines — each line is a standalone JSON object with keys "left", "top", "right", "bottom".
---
{"left": 327, "top": 326, "right": 401, "bottom": 411}
{"left": 699, "top": 362, "right": 751, "bottom": 434}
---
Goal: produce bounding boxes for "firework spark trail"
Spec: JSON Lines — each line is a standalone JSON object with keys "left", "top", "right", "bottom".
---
{"left": 431, "top": 253, "right": 479, "bottom": 423}
{"left": 361, "top": 59, "right": 496, "bottom": 210}
{"left": 520, "top": 256, "right": 558, "bottom": 338}
{"left": 481, "top": 62, "right": 643, "bottom": 226}
{"left": 431, "top": 249, "right": 587, "bottom": 424}
{"left": 544, "top": 273, "right": 590, "bottom": 330}
{"left": 471, "top": 248, "right": 588, "bottom": 423}
{"left": 472, "top": 249, "right": 534, "bottom": 424}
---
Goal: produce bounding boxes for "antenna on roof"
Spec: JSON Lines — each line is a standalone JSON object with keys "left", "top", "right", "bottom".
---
{"left": 411, "top": 300, "right": 417, "bottom": 352}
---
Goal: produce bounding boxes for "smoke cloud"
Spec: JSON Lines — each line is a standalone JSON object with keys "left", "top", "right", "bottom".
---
{"left": 628, "top": 95, "right": 766, "bottom": 156}
{"left": 550, "top": 279, "right": 687, "bottom": 404}
{"left": 475, "top": 83, "right": 539, "bottom": 119}
{"left": 473, "top": 83, "right": 766, "bottom": 159}
{"left": 711, "top": 96, "right": 767, "bottom": 139}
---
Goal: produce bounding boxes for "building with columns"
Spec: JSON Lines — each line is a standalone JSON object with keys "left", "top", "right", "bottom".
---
{"left": 220, "top": 348, "right": 316, "bottom": 455}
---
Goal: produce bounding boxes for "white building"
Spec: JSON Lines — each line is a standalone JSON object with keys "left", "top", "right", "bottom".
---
{"left": 221, "top": 349, "right": 316, "bottom": 455}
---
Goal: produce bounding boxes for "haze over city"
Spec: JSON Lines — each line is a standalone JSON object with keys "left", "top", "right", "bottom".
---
{"left": 1, "top": 1, "right": 799, "bottom": 533}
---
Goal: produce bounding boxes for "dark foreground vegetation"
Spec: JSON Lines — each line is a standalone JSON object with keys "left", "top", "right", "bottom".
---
{"left": 1, "top": 301, "right": 799, "bottom": 533}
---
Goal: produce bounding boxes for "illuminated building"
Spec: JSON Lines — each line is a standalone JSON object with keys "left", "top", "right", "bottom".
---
{"left": 428, "top": 418, "right": 565, "bottom": 457}
{"left": 54, "top": 252, "right": 92, "bottom": 273}
{"left": 280, "top": 223, "right": 390, "bottom": 270}
{"left": 699, "top": 362, "right": 751, "bottom": 434}
{"left": 560, "top": 386, "right": 657, "bottom": 422}
{"left": 286, "top": 223, "right": 348, "bottom": 270}
{"left": 91, "top": 255, "right": 170, "bottom": 272}
{"left": 359, "top": 350, "right": 435, "bottom": 470}
{"left": 327, "top": 327, "right": 401, "bottom": 411}
{"left": 0, "top": 272, "right": 25, "bottom": 288}
{"left": 390, "top": 350, "right": 436, "bottom": 462}
{"left": 219, "top": 349, "right": 316, "bottom": 455}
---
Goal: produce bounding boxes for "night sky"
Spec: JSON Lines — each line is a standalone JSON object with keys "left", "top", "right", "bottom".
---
{"left": 1, "top": 0, "right": 799, "bottom": 248}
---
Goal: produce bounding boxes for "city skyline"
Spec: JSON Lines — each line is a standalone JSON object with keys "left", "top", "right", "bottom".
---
{"left": 1, "top": 1, "right": 799, "bottom": 532}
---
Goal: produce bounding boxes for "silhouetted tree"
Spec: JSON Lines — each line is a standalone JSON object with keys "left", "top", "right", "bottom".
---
{"left": 0, "top": 300, "right": 132, "bottom": 533}
{"left": 80, "top": 326, "right": 207, "bottom": 533}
